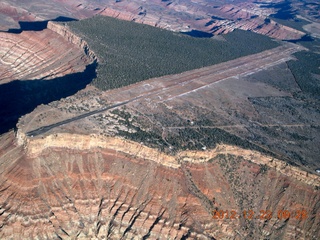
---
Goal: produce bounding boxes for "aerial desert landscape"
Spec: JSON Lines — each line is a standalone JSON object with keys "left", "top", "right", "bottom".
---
{"left": 0, "top": 0, "right": 320, "bottom": 239}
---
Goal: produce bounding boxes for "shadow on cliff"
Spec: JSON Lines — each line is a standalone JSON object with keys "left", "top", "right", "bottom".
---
{"left": 0, "top": 62, "right": 97, "bottom": 134}
{"left": 1, "top": 16, "right": 78, "bottom": 34}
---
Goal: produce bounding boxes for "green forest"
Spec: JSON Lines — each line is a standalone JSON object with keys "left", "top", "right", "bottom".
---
{"left": 287, "top": 50, "right": 320, "bottom": 96}
{"left": 68, "top": 15, "right": 279, "bottom": 90}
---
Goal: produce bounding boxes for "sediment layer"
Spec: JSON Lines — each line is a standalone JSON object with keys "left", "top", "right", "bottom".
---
{"left": 20, "top": 132, "right": 320, "bottom": 187}
{"left": 0, "top": 131, "right": 319, "bottom": 239}
{"left": 0, "top": 25, "right": 92, "bottom": 84}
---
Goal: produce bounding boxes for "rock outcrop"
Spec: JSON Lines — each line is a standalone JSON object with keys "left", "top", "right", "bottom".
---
{"left": 0, "top": 130, "right": 319, "bottom": 239}
{"left": 0, "top": 27, "right": 92, "bottom": 84}
{"left": 98, "top": 1, "right": 305, "bottom": 40}
{"left": 0, "top": 2, "right": 38, "bottom": 30}
{"left": 47, "top": 22, "right": 96, "bottom": 62}
{"left": 22, "top": 132, "right": 320, "bottom": 188}
{"left": 205, "top": 5, "right": 305, "bottom": 40}
{"left": 0, "top": 0, "right": 309, "bottom": 41}
{"left": 0, "top": 1, "right": 319, "bottom": 239}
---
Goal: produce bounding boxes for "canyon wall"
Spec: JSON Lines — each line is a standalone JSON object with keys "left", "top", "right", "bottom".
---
{"left": 0, "top": 1, "right": 318, "bottom": 239}
{"left": 47, "top": 21, "right": 97, "bottom": 62}
{"left": 0, "top": 0, "right": 311, "bottom": 42}
{"left": 0, "top": 26, "right": 92, "bottom": 84}
{"left": 98, "top": 2, "right": 306, "bottom": 40}
{"left": 22, "top": 132, "right": 320, "bottom": 188}
{"left": 0, "top": 130, "right": 318, "bottom": 239}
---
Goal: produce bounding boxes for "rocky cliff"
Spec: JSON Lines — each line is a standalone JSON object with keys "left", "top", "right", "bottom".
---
{"left": 98, "top": 1, "right": 305, "bottom": 40}
{"left": 0, "top": 1, "right": 319, "bottom": 239}
{"left": 0, "top": 26, "right": 92, "bottom": 84}
{"left": 47, "top": 21, "right": 96, "bottom": 62}
{"left": 0, "top": 130, "right": 318, "bottom": 239}
{"left": 19, "top": 132, "right": 320, "bottom": 188}
{"left": 0, "top": 0, "right": 313, "bottom": 41}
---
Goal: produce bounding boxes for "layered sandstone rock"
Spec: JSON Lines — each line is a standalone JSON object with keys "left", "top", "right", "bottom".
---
{"left": 0, "top": 131, "right": 319, "bottom": 239}
{"left": 98, "top": 1, "right": 305, "bottom": 40}
{"left": 23, "top": 132, "right": 320, "bottom": 187}
{"left": 0, "top": 27, "right": 92, "bottom": 84}
{"left": 0, "top": 0, "right": 310, "bottom": 41}
{"left": 206, "top": 5, "right": 305, "bottom": 40}
{"left": 47, "top": 22, "right": 96, "bottom": 62}
{"left": 0, "top": 2, "right": 38, "bottom": 30}
{"left": 0, "top": 1, "right": 319, "bottom": 239}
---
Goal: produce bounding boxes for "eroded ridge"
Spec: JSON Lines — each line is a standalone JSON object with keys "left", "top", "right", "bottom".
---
{"left": 99, "top": 1, "right": 306, "bottom": 40}
{"left": 0, "top": 27, "right": 91, "bottom": 84}
{"left": 0, "top": 131, "right": 319, "bottom": 239}
{"left": 23, "top": 132, "right": 320, "bottom": 187}
{"left": 0, "top": 0, "right": 309, "bottom": 41}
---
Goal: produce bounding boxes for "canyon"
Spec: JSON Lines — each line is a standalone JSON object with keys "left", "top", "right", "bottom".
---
{"left": 0, "top": 0, "right": 316, "bottom": 40}
{"left": 0, "top": 26, "right": 92, "bottom": 84}
{"left": 0, "top": 22, "right": 95, "bottom": 134}
{"left": 1, "top": 130, "right": 319, "bottom": 239}
{"left": 0, "top": 0, "right": 320, "bottom": 239}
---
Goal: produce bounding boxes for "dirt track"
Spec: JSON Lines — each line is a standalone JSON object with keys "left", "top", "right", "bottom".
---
{"left": 101, "top": 42, "right": 305, "bottom": 104}
{"left": 26, "top": 42, "right": 305, "bottom": 136}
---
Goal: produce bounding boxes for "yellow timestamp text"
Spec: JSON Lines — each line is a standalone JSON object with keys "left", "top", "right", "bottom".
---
{"left": 212, "top": 209, "right": 308, "bottom": 221}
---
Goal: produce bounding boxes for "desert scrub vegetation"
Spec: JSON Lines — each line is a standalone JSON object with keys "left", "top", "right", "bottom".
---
{"left": 68, "top": 15, "right": 279, "bottom": 90}
{"left": 114, "top": 118, "right": 277, "bottom": 156}
{"left": 166, "top": 127, "right": 276, "bottom": 155}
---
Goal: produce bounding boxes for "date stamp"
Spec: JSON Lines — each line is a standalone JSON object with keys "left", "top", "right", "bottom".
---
{"left": 212, "top": 209, "right": 308, "bottom": 221}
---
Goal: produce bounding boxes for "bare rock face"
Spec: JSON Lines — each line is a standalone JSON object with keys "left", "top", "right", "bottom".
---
{"left": 0, "top": 0, "right": 94, "bottom": 30}
{"left": 0, "top": 1, "right": 319, "bottom": 239}
{"left": 47, "top": 22, "right": 96, "bottom": 62}
{"left": 0, "top": 131, "right": 319, "bottom": 239}
{"left": 204, "top": 4, "right": 305, "bottom": 40}
{"left": 0, "top": 0, "right": 309, "bottom": 41}
{"left": 0, "top": 20, "right": 95, "bottom": 135}
{"left": 8, "top": 27, "right": 318, "bottom": 238}
{"left": 0, "top": 26, "right": 92, "bottom": 84}
{"left": 0, "top": 2, "right": 38, "bottom": 30}
{"left": 98, "top": 1, "right": 305, "bottom": 40}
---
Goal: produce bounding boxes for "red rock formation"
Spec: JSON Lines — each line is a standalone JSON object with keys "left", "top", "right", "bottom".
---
{"left": 0, "top": 0, "right": 308, "bottom": 40}
{"left": 0, "top": 2, "right": 37, "bottom": 30}
{"left": 0, "top": 131, "right": 319, "bottom": 239}
{"left": 98, "top": 1, "right": 305, "bottom": 40}
{"left": 0, "top": 26, "right": 92, "bottom": 84}
{"left": 0, "top": 1, "right": 318, "bottom": 239}
{"left": 204, "top": 5, "right": 305, "bottom": 40}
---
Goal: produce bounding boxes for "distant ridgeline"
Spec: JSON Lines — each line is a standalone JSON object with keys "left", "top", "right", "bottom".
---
{"left": 68, "top": 15, "right": 279, "bottom": 90}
